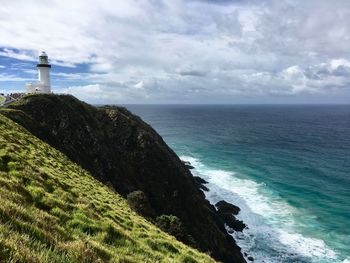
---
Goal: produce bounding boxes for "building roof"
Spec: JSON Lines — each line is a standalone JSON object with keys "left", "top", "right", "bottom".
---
{"left": 39, "top": 51, "right": 48, "bottom": 57}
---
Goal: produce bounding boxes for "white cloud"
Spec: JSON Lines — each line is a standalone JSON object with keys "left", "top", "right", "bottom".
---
{"left": 0, "top": 48, "right": 36, "bottom": 61}
{"left": 133, "top": 81, "right": 145, "bottom": 90}
{"left": 65, "top": 84, "right": 117, "bottom": 102}
{"left": 0, "top": 0, "right": 350, "bottom": 103}
{"left": 330, "top": 59, "right": 350, "bottom": 70}
{"left": 0, "top": 73, "right": 32, "bottom": 82}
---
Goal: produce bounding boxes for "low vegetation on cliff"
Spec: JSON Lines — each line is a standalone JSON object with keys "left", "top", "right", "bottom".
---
{"left": 1, "top": 94, "right": 245, "bottom": 263}
{"left": 0, "top": 113, "right": 215, "bottom": 262}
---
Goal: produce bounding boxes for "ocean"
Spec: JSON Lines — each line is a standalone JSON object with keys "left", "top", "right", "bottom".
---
{"left": 126, "top": 104, "right": 350, "bottom": 263}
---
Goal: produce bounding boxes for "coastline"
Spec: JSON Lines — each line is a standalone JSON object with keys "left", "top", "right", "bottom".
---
{"left": 181, "top": 155, "right": 344, "bottom": 263}
{"left": 1, "top": 95, "right": 246, "bottom": 263}
{"left": 125, "top": 104, "right": 350, "bottom": 263}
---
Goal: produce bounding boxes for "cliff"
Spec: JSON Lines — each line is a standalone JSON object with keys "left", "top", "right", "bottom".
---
{"left": 0, "top": 112, "right": 216, "bottom": 262}
{"left": 1, "top": 94, "right": 245, "bottom": 263}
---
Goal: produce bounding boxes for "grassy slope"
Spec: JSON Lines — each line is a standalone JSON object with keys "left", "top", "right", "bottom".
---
{"left": 0, "top": 112, "right": 215, "bottom": 263}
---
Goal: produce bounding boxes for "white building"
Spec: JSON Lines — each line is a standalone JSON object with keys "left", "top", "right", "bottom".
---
{"left": 26, "top": 51, "right": 51, "bottom": 94}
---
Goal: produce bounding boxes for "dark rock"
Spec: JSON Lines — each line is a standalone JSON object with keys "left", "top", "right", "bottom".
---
{"left": 198, "top": 184, "right": 209, "bottom": 192}
{"left": 216, "top": 200, "right": 246, "bottom": 232}
{"left": 194, "top": 176, "right": 208, "bottom": 185}
{"left": 216, "top": 200, "right": 240, "bottom": 215}
{"left": 193, "top": 176, "right": 209, "bottom": 191}
{"left": 182, "top": 160, "right": 194, "bottom": 169}
{"left": 221, "top": 214, "right": 246, "bottom": 232}
{"left": 2, "top": 94, "right": 246, "bottom": 263}
{"left": 248, "top": 256, "right": 254, "bottom": 261}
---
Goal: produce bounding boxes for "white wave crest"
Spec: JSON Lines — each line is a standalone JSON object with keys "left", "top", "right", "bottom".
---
{"left": 181, "top": 155, "right": 340, "bottom": 263}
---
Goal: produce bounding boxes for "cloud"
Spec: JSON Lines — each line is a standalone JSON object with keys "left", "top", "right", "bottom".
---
{"left": 0, "top": 73, "right": 32, "bottom": 82}
{"left": 133, "top": 81, "right": 145, "bottom": 90}
{"left": 176, "top": 65, "right": 209, "bottom": 77}
{"left": 244, "top": 59, "right": 350, "bottom": 95}
{"left": 0, "top": 48, "right": 36, "bottom": 61}
{"left": 65, "top": 84, "right": 116, "bottom": 102}
{"left": 0, "top": 0, "right": 350, "bottom": 103}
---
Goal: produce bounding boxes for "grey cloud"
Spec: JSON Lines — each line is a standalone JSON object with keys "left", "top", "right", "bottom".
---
{"left": 332, "top": 66, "right": 350, "bottom": 77}
{"left": 177, "top": 67, "right": 209, "bottom": 77}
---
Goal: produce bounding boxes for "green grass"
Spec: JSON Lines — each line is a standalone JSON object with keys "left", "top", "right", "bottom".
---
{"left": 0, "top": 113, "right": 216, "bottom": 263}
{"left": 0, "top": 96, "right": 5, "bottom": 105}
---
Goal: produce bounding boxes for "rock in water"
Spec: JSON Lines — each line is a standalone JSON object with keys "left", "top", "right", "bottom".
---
{"left": 182, "top": 160, "right": 195, "bottom": 169}
{"left": 193, "top": 176, "right": 209, "bottom": 191}
{"left": 222, "top": 214, "right": 246, "bottom": 232}
{"left": 193, "top": 176, "right": 209, "bottom": 185}
{"left": 216, "top": 200, "right": 246, "bottom": 232}
{"left": 216, "top": 200, "right": 241, "bottom": 215}
{"left": 2, "top": 94, "right": 246, "bottom": 263}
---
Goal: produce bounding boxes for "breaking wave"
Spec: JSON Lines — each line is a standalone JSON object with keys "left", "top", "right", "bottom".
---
{"left": 181, "top": 155, "right": 342, "bottom": 263}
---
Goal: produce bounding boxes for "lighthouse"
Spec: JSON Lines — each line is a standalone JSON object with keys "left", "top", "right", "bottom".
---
{"left": 26, "top": 51, "right": 52, "bottom": 94}
{"left": 37, "top": 51, "right": 51, "bottom": 93}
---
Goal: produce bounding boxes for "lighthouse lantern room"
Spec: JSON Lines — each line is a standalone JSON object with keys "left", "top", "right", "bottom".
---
{"left": 26, "top": 51, "right": 52, "bottom": 94}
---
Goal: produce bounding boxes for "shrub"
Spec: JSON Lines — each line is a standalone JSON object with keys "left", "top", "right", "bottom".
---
{"left": 155, "top": 215, "right": 192, "bottom": 245}
{"left": 126, "top": 191, "right": 154, "bottom": 217}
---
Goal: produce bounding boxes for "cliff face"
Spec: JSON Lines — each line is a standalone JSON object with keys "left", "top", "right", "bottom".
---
{"left": 2, "top": 94, "right": 245, "bottom": 263}
{"left": 0, "top": 112, "right": 216, "bottom": 263}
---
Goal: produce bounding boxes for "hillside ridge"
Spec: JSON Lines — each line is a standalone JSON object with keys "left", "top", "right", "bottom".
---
{"left": 1, "top": 94, "right": 245, "bottom": 263}
{"left": 0, "top": 112, "right": 216, "bottom": 262}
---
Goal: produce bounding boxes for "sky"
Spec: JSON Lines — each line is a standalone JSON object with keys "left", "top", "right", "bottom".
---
{"left": 0, "top": 0, "right": 350, "bottom": 104}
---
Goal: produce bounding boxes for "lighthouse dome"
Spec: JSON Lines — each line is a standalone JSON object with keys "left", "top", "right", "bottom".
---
{"left": 39, "top": 51, "right": 48, "bottom": 57}
{"left": 38, "top": 51, "right": 50, "bottom": 66}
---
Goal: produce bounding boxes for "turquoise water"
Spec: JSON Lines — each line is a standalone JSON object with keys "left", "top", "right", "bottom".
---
{"left": 126, "top": 105, "right": 350, "bottom": 263}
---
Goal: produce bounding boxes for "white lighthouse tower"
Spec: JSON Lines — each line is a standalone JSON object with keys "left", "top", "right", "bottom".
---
{"left": 26, "top": 51, "right": 52, "bottom": 94}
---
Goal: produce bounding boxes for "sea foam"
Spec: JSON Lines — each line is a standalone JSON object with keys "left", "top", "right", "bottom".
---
{"left": 181, "top": 155, "right": 340, "bottom": 263}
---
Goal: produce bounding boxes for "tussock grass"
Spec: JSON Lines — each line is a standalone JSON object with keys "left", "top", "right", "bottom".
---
{"left": 0, "top": 114, "right": 215, "bottom": 263}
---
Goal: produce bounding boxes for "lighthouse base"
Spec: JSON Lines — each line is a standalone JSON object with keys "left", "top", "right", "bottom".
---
{"left": 26, "top": 83, "right": 51, "bottom": 94}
